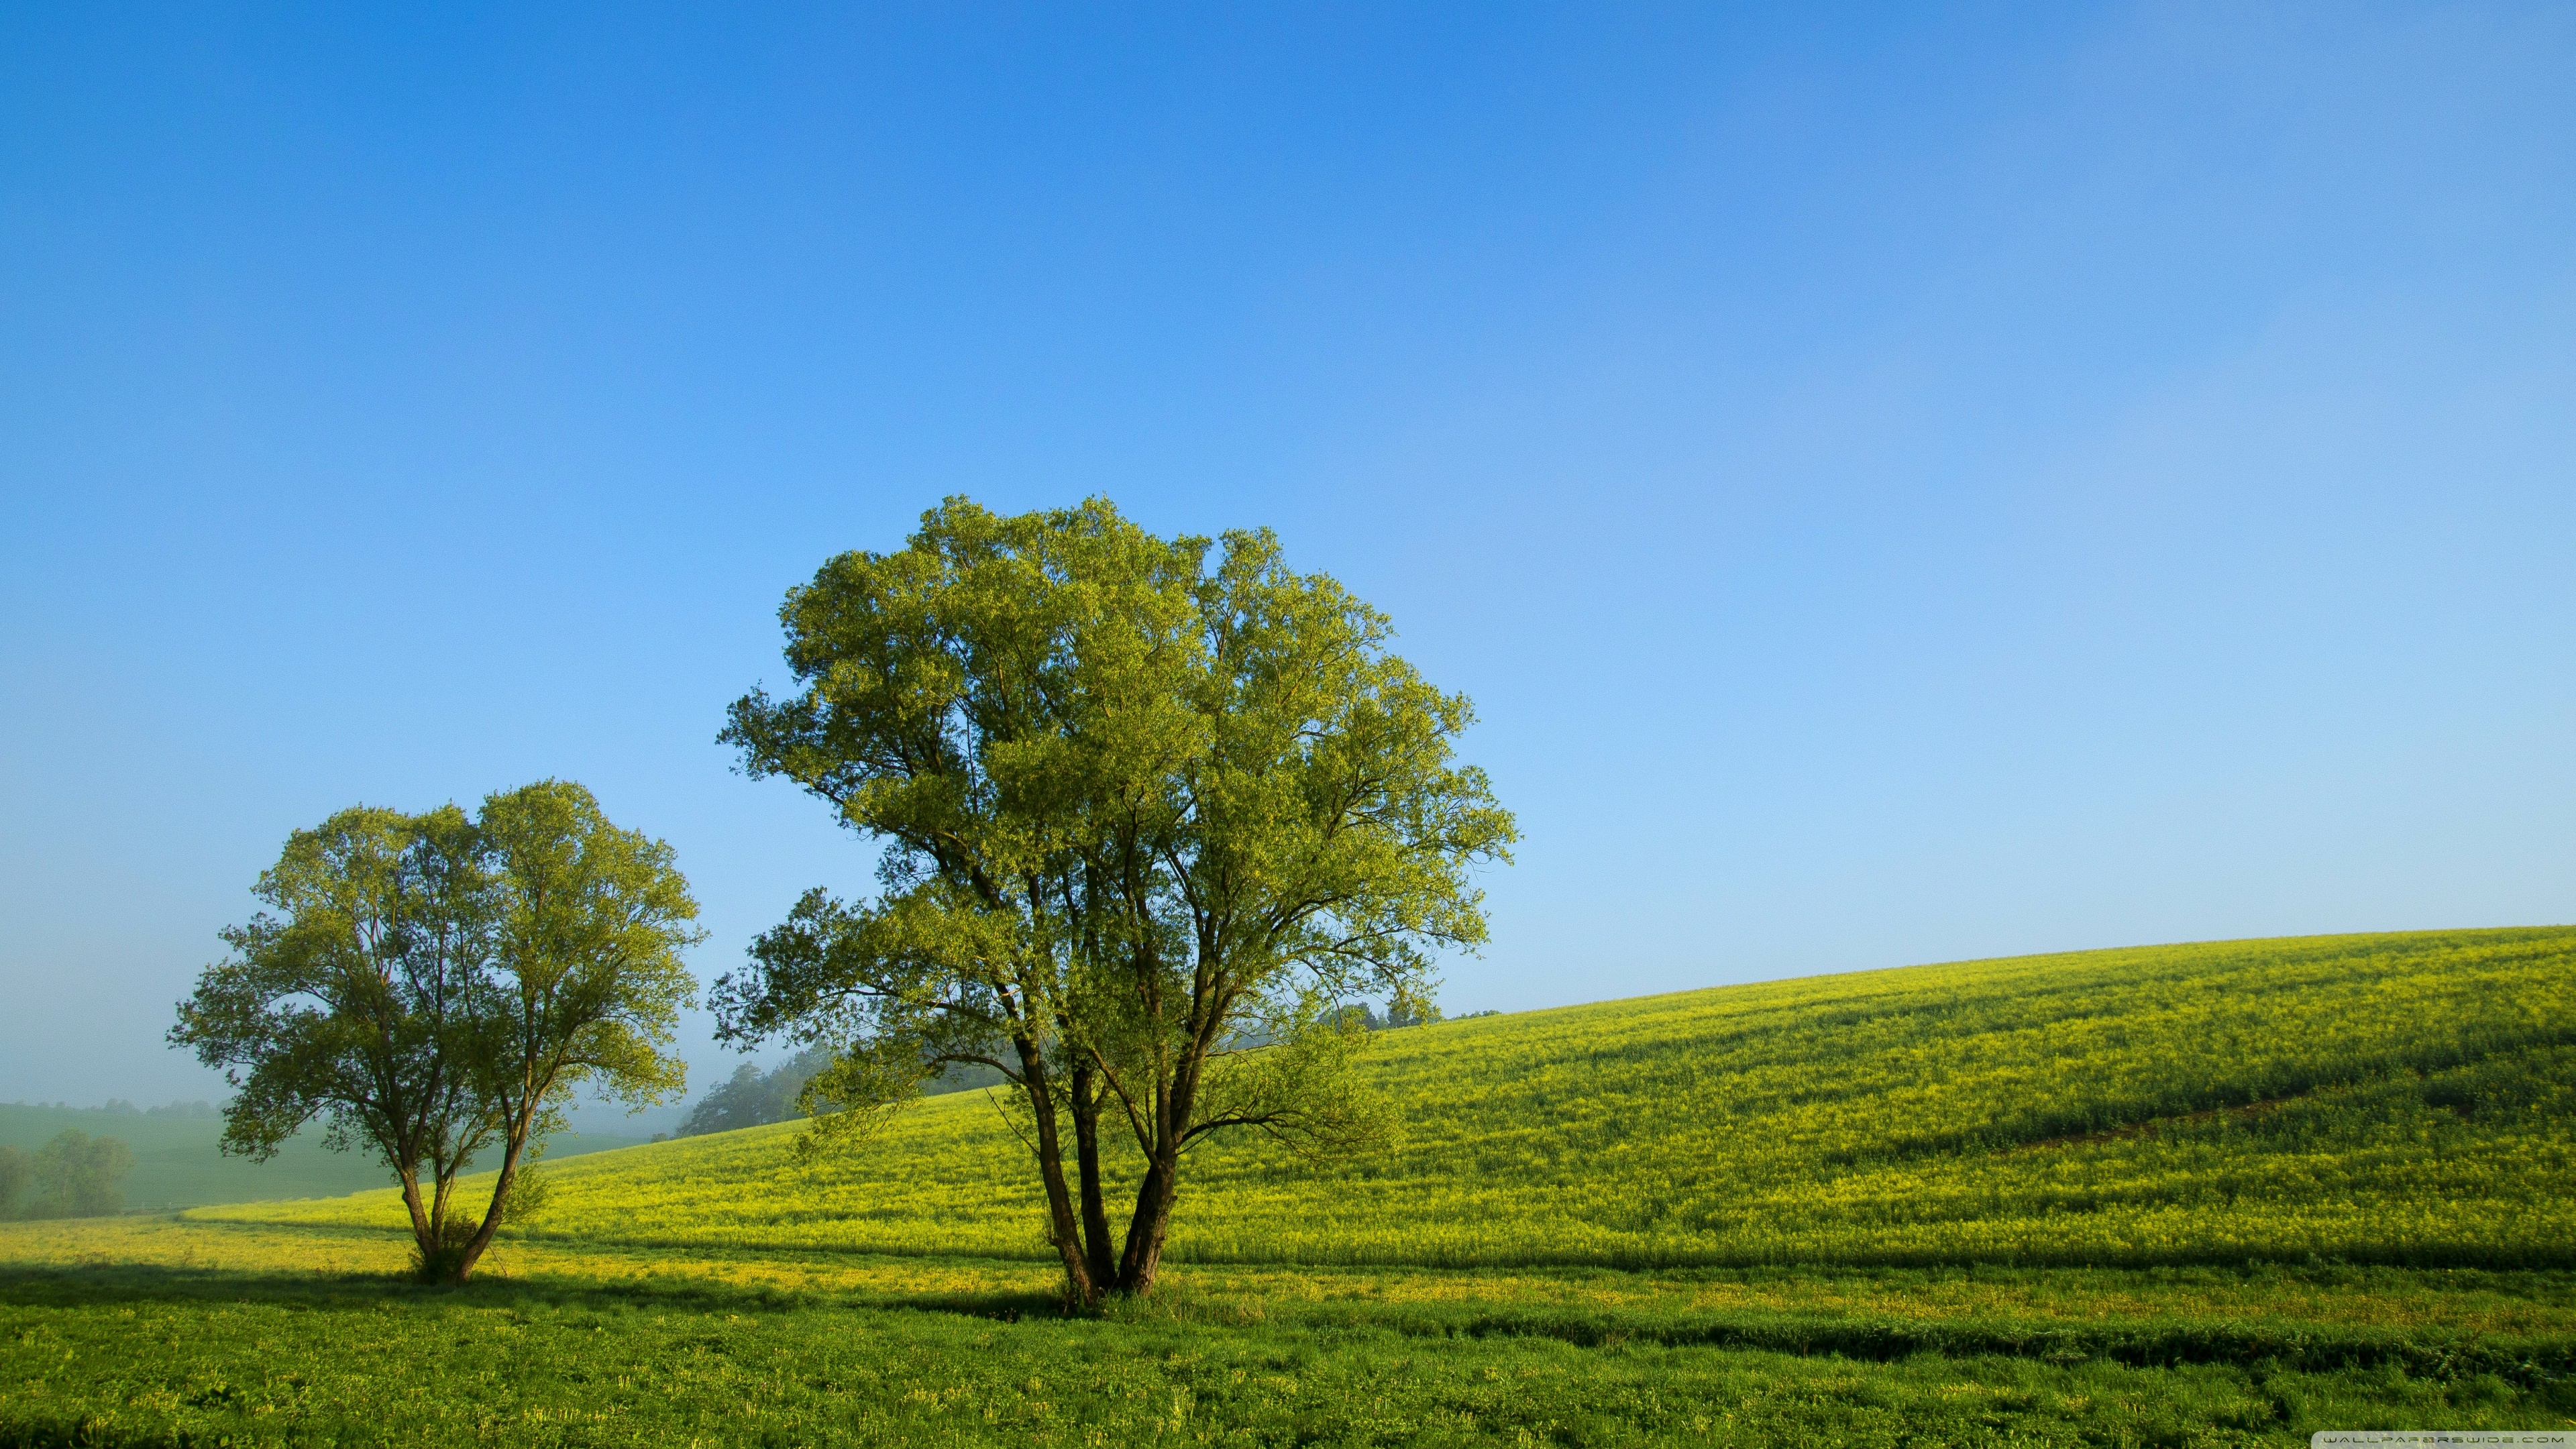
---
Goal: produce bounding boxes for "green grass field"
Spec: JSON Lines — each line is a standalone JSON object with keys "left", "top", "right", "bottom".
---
{"left": 5, "top": 1218, "right": 2575, "bottom": 1445}
{"left": 8, "top": 928, "right": 2574, "bottom": 1444}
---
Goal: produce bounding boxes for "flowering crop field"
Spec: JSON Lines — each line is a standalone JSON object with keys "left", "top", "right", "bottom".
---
{"left": 205, "top": 927, "right": 2576, "bottom": 1271}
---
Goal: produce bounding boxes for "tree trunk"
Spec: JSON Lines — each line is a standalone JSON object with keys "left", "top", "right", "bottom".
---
{"left": 397, "top": 1167, "right": 433, "bottom": 1257}
{"left": 1114, "top": 1149, "right": 1183, "bottom": 1296}
{"left": 1016, "top": 1047, "right": 1101, "bottom": 1307}
{"left": 428, "top": 1166, "right": 453, "bottom": 1242}
{"left": 1113, "top": 1028, "right": 1208, "bottom": 1297}
{"left": 451, "top": 1134, "right": 523, "bottom": 1283}
{"left": 1068, "top": 1061, "right": 1118, "bottom": 1289}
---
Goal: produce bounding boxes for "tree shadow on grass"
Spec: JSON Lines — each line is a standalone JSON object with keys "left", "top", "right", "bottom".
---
{"left": 0, "top": 1257, "right": 1063, "bottom": 1324}
{"left": 1, "top": 1415, "right": 176, "bottom": 1449}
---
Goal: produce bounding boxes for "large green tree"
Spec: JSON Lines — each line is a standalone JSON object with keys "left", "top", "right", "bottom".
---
{"left": 715, "top": 498, "right": 1515, "bottom": 1301}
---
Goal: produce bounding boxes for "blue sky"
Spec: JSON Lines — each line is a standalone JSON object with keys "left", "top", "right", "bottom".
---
{"left": 4, "top": 3, "right": 2571, "bottom": 1110}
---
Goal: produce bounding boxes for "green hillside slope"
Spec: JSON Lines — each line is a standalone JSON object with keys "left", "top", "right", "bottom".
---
{"left": 1, "top": 1106, "right": 649, "bottom": 1212}
{"left": 202, "top": 927, "right": 2576, "bottom": 1268}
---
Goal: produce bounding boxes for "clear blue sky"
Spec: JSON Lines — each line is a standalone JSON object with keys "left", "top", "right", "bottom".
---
{"left": 5, "top": 4, "right": 2571, "bottom": 1110}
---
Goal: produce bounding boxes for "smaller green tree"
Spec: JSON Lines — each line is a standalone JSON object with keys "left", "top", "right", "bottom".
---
{"left": 448, "top": 780, "right": 700, "bottom": 1282}
{"left": 174, "top": 787, "right": 697, "bottom": 1282}
{"left": 0, "top": 1144, "right": 30, "bottom": 1219}
{"left": 30, "top": 1130, "right": 135, "bottom": 1217}
{"left": 171, "top": 805, "right": 496, "bottom": 1275}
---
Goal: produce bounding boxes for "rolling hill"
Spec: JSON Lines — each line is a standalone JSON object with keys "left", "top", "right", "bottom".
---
{"left": 200, "top": 927, "right": 2576, "bottom": 1268}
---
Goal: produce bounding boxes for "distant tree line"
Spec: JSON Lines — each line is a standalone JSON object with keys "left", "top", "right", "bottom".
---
{"left": 678, "top": 1046, "right": 835, "bottom": 1137}
{"left": 679, "top": 1045, "right": 1010, "bottom": 1137}
{"left": 3, "top": 1100, "right": 220, "bottom": 1118}
{"left": 1326, "top": 1000, "right": 1455, "bottom": 1033}
{"left": 121, "top": 1100, "right": 224, "bottom": 1118}
{"left": 0, "top": 1130, "right": 134, "bottom": 1219}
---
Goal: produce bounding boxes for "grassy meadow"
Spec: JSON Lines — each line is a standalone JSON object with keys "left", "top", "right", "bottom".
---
{"left": 7, "top": 1217, "right": 2575, "bottom": 1446}
{"left": 7, "top": 927, "right": 2575, "bottom": 1444}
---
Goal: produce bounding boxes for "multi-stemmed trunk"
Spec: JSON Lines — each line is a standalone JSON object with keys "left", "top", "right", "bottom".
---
{"left": 1109, "top": 1040, "right": 1203, "bottom": 1297}
{"left": 1017, "top": 1043, "right": 1106, "bottom": 1305}
{"left": 1113, "top": 1150, "right": 1183, "bottom": 1296}
{"left": 1025, "top": 1005, "right": 1211, "bottom": 1303}
{"left": 450, "top": 1138, "right": 525, "bottom": 1283}
{"left": 397, "top": 1167, "right": 449, "bottom": 1269}
{"left": 1069, "top": 1062, "right": 1119, "bottom": 1291}
{"left": 385, "top": 1116, "right": 482, "bottom": 1282}
{"left": 448, "top": 1067, "right": 558, "bottom": 1283}
{"left": 1025, "top": 1049, "right": 1195, "bottom": 1305}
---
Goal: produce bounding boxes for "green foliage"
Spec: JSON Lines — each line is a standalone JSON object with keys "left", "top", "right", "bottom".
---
{"left": 404, "top": 1213, "right": 480, "bottom": 1285}
{"left": 19, "top": 1131, "right": 133, "bottom": 1219}
{"left": 678, "top": 1044, "right": 1006, "bottom": 1138}
{"left": 473, "top": 782, "right": 701, "bottom": 1129}
{"left": 168, "top": 802, "right": 498, "bottom": 1257}
{"left": 458, "top": 780, "right": 701, "bottom": 1279}
{"left": 1191, "top": 994, "right": 1399, "bottom": 1163}
{"left": 716, "top": 496, "right": 1513, "bottom": 1298}
{"left": 0, "top": 1146, "right": 26, "bottom": 1220}
{"left": 499, "top": 1164, "right": 551, "bottom": 1227}
{"left": 169, "top": 783, "right": 700, "bottom": 1283}
{"left": 221, "top": 927, "right": 2576, "bottom": 1270}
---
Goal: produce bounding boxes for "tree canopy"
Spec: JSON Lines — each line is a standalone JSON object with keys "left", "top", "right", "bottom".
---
{"left": 170, "top": 782, "right": 699, "bottom": 1281}
{"left": 30, "top": 1130, "right": 134, "bottom": 1218}
{"left": 170, "top": 804, "right": 496, "bottom": 1269}
{"left": 0, "top": 1132, "right": 133, "bottom": 1220}
{"left": 456, "top": 780, "right": 701, "bottom": 1279}
{"left": 714, "top": 497, "right": 1515, "bottom": 1300}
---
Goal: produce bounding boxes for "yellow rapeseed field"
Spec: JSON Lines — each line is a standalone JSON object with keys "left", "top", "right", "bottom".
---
{"left": 201, "top": 928, "right": 2576, "bottom": 1269}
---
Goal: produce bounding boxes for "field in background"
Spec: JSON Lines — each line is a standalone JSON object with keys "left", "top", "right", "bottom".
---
{"left": 207, "top": 928, "right": 2576, "bottom": 1269}
{"left": 0, "top": 1105, "right": 649, "bottom": 1212}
